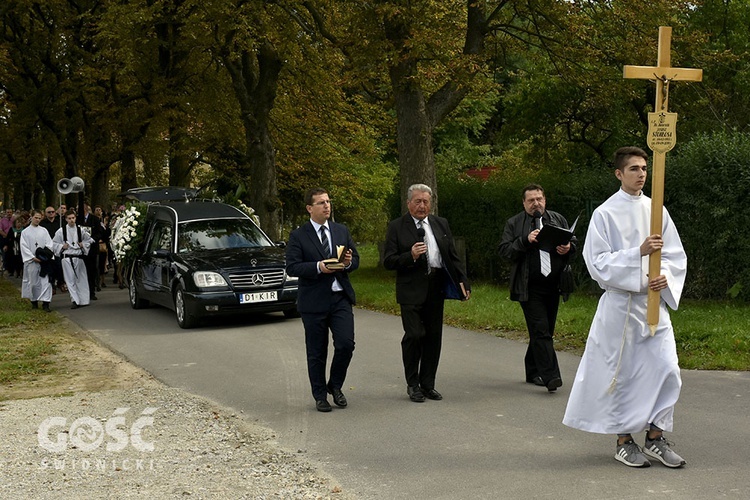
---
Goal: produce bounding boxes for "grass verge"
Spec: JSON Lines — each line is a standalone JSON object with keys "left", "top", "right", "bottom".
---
{"left": 351, "top": 244, "right": 750, "bottom": 371}
{"left": 0, "top": 276, "right": 146, "bottom": 401}
{"left": 0, "top": 279, "right": 61, "bottom": 385}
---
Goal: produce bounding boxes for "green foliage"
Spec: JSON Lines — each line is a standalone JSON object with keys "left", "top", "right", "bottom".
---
{"left": 668, "top": 130, "right": 750, "bottom": 301}
{"left": 438, "top": 150, "right": 614, "bottom": 284}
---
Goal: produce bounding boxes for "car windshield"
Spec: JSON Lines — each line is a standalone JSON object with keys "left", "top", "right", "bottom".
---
{"left": 177, "top": 218, "right": 273, "bottom": 253}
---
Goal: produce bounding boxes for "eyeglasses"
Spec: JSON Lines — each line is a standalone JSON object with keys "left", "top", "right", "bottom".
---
{"left": 46, "top": 211, "right": 55, "bottom": 213}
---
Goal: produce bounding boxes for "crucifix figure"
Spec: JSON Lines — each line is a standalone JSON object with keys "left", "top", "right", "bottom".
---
{"left": 623, "top": 26, "right": 702, "bottom": 334}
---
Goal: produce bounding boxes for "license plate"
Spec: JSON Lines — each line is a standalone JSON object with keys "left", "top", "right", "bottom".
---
{"left": 239, "top": 291, "right": 278, "bottom": 304}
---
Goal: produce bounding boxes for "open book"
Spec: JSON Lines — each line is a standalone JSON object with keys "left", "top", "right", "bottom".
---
{"left": 323, "top": 245, "right": 347, "bottom": 270}
{"left": 536, "top": 215, "right": 579, "bottom": 251}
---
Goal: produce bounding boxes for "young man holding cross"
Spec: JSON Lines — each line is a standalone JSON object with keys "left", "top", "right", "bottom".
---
{"left": 563, "top": 147, "right": 688, "bottom": 468}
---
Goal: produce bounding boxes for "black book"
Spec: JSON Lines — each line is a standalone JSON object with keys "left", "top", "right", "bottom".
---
{"left": 536, "top": 216, "right": 578, "bottom": 251}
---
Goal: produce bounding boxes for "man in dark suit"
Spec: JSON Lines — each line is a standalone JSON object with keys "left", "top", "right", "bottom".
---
{"left": 77, "top": 201, "right": 102, "bottom": 301}
{"left": 384, "top": 184, "right": 471, "bottom": 403}
{"left": 286, "top": 188, "right": 359, "bottom": 413}
{"left": 498, "top": 184, "right": 576, "bottom": 392}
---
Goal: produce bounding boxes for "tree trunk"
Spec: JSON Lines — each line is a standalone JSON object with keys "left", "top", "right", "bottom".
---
{"left": 168, "top": 125, "right": 193, "bottom": 187}
{"left": 120, "top": 148, "right": 138, "bottom": 192}
{"left": 220, "top": 40, "right": 283, "bottom": 239}
{"left": 390, "top": 64, "right": 438, "bottom": 215}
{"left": 91, "top": 167, "right": 110, "bottom": 212}
{"left": 382, "top": 1, "right": 488, "bottom": 215}
{"left": 247, "top": 125, "right": 281, "bottom": 239}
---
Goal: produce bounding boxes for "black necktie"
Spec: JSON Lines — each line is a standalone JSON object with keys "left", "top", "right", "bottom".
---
{"left": 320, "top": 226, "right": 331, "bottom": 257}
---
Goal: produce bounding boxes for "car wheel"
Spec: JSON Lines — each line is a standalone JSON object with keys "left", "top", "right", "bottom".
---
{"left": 174, "top": 285, "right": 196, "bottom": 329}
{"left": 129, "top": 277, "right": 149, "bottom": 309}
{"left": 282, "top": 308, "right": 300, "bottom": 318}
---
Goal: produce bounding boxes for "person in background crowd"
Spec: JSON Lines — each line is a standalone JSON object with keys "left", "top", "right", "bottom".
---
{"left": 77, "top": 201, "right": 101, "bottom": 300}
{"left": 0, "top": 207, "right": 13, "bottom": 273}
{"left": 20, "top": 209, "right": 53, "bottom": 312}
{"left": 53, "top": 209, "right": 94, "bottom": 309}
{"left": 97, "top": 214, "right": 112, "bottom": 290}
{"left": 40, "top": 206, "right": 64, "bottom": 292}
{"left": 3, "top": 217, "right": 25, "bottom": 278}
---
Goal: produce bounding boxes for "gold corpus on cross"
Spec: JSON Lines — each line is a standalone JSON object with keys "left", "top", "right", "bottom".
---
{"left": 623, "top": 26, "right": 702, "bottom": 335}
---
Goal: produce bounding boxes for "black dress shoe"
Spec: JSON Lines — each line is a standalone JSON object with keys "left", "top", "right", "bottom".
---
{"left": 527, "top": 376, "right": 545, "bottom": 387}
{"left": 423, "top": 388, "right": 443, "bottom": 400}
{"left": 407, "top": 386, "right": 425, "bottom": 403}
{"left": 91, "top": 295, "right": 98, "bottom": 300}
{"left": 546, "top": 377, "right": 563, "bottom": 392}
{"left": 71, "top": 302, "right": 79, "bottom": 309}
{"left": 315, "top": 399, "right": 332, "bottom": 412}
{"left": 327, "top": 385, "right": 348, "bottom": 407}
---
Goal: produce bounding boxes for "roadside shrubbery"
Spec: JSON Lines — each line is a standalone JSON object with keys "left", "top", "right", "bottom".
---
{"left": 438, "top": 132, "right": 750, "bottom": 302}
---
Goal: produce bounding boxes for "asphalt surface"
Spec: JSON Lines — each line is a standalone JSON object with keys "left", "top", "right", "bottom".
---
{"left": 61, "top": 286, "right": 750, "bottom": 499}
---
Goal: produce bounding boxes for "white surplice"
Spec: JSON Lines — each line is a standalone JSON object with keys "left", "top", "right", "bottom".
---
{"left": 563, "top": 189, "right": 687, "bottom": 434}
{"left": 20, "top": 225, "right": 54, "bottom": 302}
{"left": 52, "top": 224, "right": 93, "bottom": 306}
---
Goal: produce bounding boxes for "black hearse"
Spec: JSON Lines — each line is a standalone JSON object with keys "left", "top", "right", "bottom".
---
{"left": 126, "top": 198, "right": 298, "bottom": 328}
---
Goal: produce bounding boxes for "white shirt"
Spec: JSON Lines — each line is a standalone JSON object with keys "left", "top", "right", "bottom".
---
{"left": 310, "top": 219, "right": 343, "bottom": 292}
{"left": 412, "top": 216, "right": 443, "bottom": 268}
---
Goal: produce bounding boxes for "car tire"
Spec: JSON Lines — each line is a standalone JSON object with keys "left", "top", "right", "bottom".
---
{"left": 129, "top": 278, "right": 149, "bottom": 309}
{"left": 174, "top": 285, "right": 197, "bottom": 329}
{"left": 282, "top": 308, "right": 300, "bottom": 318}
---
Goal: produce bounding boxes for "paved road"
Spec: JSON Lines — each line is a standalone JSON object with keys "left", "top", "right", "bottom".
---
{"left": 63, "top": 286, "right": 750, "bottom": 499}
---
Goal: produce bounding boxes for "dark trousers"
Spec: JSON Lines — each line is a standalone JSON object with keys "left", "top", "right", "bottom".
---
{"left": 300, "top": 293, "right": 355, "bottom": 401}
{"left": 85, "top": 250, "right": 98, "bottom": 296}
{"left": 399, "top": 271, "right": 445, "bottom": 390}
{"left": 520, "top": 288, "right": 561, "bottom": 383}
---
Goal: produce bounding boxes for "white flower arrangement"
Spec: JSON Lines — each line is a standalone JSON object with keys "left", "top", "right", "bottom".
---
{"left": 111, "top": 203, "right": 148, "bottom": 269}
{"left": 238, "top": 200, "right": 261, "bottom": 226}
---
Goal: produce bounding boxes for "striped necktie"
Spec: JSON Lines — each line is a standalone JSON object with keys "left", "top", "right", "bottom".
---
{"left": 538, "top": 219, "right": 551, "bottom": 277}
{"left": 319, "top": 226, "right": 332, "bottom": 257}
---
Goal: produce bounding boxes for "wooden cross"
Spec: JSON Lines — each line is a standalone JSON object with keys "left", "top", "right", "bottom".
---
{"left": 623, "top": 26, "right": 702, "bottom": 334}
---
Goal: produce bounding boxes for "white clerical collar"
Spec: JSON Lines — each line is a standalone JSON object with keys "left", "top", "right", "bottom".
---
{"left": 617, "top": 188, "right": 643, "bottom": 201}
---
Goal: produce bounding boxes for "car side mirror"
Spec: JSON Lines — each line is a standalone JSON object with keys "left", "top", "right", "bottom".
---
{"left": 275, "top": 241, "right": 287, "bottom": 248}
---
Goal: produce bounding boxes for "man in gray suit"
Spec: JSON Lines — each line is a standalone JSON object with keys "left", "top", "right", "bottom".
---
{"left": 286, "top": 188, "right": 359, "bottom": 413}
{"left": 384, "top": 184, "right": 471, "bottom": 403}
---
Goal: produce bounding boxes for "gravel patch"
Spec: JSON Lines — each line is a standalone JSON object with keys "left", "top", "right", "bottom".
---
{"left": 0, "top": 386, "right": 349, "bottom": 499}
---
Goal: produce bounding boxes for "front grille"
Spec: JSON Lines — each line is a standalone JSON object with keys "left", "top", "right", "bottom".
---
{"left": 228, "top": 269, "right": 286, "bottom": 289}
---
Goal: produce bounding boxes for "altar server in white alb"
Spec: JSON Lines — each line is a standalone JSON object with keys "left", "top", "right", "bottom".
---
{"left": 52, "top": 210, "right": 94, "bottom": 309}
{"left": 563, "top": 146, "right": 688, "bottom": 469}
{"left": 20, "top": 209, "right": 54, "bottom": 312}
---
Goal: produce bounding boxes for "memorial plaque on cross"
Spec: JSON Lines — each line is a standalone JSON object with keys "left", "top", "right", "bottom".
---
{"left": 623, "top": 26, "right": 702, "bottom": 334}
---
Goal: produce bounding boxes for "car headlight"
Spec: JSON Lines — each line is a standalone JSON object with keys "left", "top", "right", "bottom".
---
{"left": 193, "top": 271, "right": 228, "bottom": 287}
